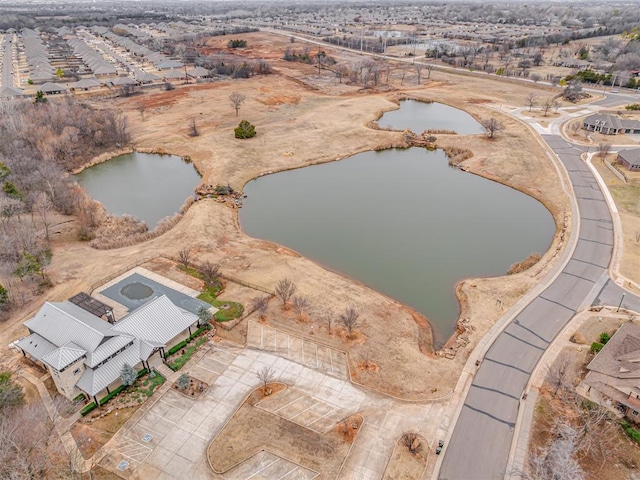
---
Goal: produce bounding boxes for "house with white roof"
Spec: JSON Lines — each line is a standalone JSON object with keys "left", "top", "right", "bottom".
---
{"left": 16, "top": 293, "right": 207, "bottom": 404}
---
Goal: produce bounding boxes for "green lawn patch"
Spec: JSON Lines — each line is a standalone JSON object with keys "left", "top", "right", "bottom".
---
{"left": 211, "top": 300, "right": 244, "bottom": 322}
{"left": 198, "top": 285, "right": 223, "bottom": 304}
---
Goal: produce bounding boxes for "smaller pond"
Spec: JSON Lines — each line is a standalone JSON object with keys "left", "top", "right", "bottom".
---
{"left": 75, "top": 152, "right": 201, "bottom": 229}
{"left": 377, "top": 99, "right": 485, "bottom": 135}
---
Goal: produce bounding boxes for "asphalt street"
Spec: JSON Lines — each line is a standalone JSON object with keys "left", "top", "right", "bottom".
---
{"left": 439, "top": 132, "right": 632, "bottom": 479}
{"left": 1, "top": 35, "right": 14, "bottom": 88}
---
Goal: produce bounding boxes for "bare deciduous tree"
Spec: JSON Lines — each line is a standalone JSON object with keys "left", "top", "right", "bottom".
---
{"left": 229, "top": 92, "right": 246, "bottom": 116}
{"left": 571, "top": 121, "right": 582, "bottom": 135}
{"left": 414, "top": 64, "right": 424, "bottom": 84}
{"left": 0, "top": 398, "right": 70, "bottom": 479}
{"left": 188, "top": 116, "right": 199, "bottom": 137}
{"left": 256, "top": 366, "right": 275, "bottom": 394}
{"left": 33, "top": 192, "right": 54, "bottom": 241}
{"left": 546, "top": 353, "right": 572, "bottom": 396}
{"left": 531, "top": 73, "right": 542, "bottom": 83}
{"left": 542, "top": 97, "right": 554, "bottom": 116}
{"left": 178, "top": 247, "right": 191, "bottom": 271}
{"left": 275, "top": 278, "right": 296, "bottom": 308}
{"left": 340, "top": 306, "right": 360, "bottom": 337}
{"left": 252, "top": 296, "right": 269, "bottom": 320}
{"left": 481, "top": 117, "right": 504, "bottom": 139}
{"left": 526, "top": 92, "right": 537, "bottom": 112}
{"left": 200, "top": 261, "right": 220, "bottom": 286}
{"left": 399, "top": 66, "right": 407, "bottom": 86}
{"left": 529, "top": 423, "right": 585, "bottom": 480}
{"left": 598, "top": 142, "right": 611, "bottom": 158}
{"left": 291, "top": 295, "right": 309, "bottom": 320}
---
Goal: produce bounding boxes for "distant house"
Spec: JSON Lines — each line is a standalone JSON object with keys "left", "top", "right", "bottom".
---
{"left": 187, "top": 66, "right": 209, "bottom": 79}
{"left": 582, "top": 114, "right": 640, "bottom": 135}
{"left": 16, "top": 292, "right": 212, "bottom": 404}
{"left": 617, "top": 149, "right": 640, "bottom": 172}
{"left": 73, "top": 78, "right": 101, "bottom": 91}
{"left": 156, "top": 59, "right": 183, "bottom": 70}
{"left": 38, "top": 82, "right": 68, "bottom": 95}
{"left": 578, "top": 322, "right": 640, "bottom": 419}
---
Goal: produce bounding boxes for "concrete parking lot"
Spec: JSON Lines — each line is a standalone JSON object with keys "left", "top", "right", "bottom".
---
{"left": 98, "top": 330, "right": 450, "bottom": 479}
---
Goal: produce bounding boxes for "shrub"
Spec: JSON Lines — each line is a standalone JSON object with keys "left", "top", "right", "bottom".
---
{"left": 120, "top": 363, "right": 137, "bottom": 386}
{"left": 600, "top": 332, "right": 611, "bottom": 345}
{"left": 0, "top": 371, "right": 24, "bottom": 411}
{"left": 177, "top": 374, "right": 190, "bottom": 390}
{"left": 227, "top": 39, "right": 247, "bottom": 48}
{"left": 626, "top": 104, "right": 640, "bottom": 111}
{"left": 591, "top": 342, "right": 604, "bottom": 353}
{"left": 623, "top": 422, "right": 640, "bottom": 444}
{"left": 234, "top": 120, "right": 256, "bottom": 139}
{"left": 0, "top": 284, "right": 8, "bottom": 309}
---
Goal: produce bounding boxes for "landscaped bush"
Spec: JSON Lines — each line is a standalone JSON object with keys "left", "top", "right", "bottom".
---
{"left": 600, "top": 332, "right": 611, "bottom": 345}
{"left": 626, "top": 103, "right": 640, "bottom": 111}
{"left": 622, "top": 421, "right": 640, "bottom": 444}
{"left": 591, "top": 342, "right": 604, "bottom": 353}
{"left": 234, "top": 120, "right": 256, "bottom": 139}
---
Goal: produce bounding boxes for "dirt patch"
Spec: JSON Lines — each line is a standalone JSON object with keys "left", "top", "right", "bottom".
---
{"left": 72, "top": 406, "right": 137, "bottom": 459}
{"left": 208, "top": 385, "right": 361, "bottom": 478}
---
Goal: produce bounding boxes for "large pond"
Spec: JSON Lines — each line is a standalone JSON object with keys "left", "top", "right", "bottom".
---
{"left": 378, "top": 100, "right": 486, "bottom": 134}
{"left": 240, "top": 148, "right": 555, "bottom": 344}
{"left": 75, "top": 152, "right": 201, "bottom": 228}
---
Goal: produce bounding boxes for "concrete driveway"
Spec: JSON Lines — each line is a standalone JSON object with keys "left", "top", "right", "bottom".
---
{"left": 98, "top": 338, "right": 451, "bottom": 480}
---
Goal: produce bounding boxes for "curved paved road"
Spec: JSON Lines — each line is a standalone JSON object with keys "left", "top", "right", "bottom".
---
{"left": 440, "top": 110, "right": 640, "bottom": 478}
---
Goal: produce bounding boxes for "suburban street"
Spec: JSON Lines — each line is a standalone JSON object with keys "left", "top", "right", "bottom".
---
{"left": 1, "top": 35, "right": 14, "bottom": 89}
{"left": 439, "top": 96, "right": 640, "bottom": 479}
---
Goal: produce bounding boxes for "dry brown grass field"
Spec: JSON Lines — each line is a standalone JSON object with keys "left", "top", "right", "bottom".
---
{"left": 2, "top": 30, "right": 576, "bottom": 399}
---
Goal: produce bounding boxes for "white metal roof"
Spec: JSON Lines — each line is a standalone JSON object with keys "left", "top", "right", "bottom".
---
{"left": 41, "top": 342, "right": 86, "bottom": 371}
{"left": 112, "top": 295, "right": 198, "bottom": 346}
{"left": 16, "top": 333, "right": 57, "bottom": 362}
{"left": 85, "top": 334, "right": 135, "bottom": 368}
{"left": 24, "top": 301, "right": 115, "bottom": 352}
{"left": 76, "top": 340, "right": 142, "bottom": 396}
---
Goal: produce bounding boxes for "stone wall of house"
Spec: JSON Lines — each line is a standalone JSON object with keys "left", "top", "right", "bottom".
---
{"left": 49, "top": 357, "right": 86, "bottom": 400}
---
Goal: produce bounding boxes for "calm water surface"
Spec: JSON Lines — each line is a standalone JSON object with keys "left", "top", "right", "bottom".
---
{"left": 240, "top": 148, "right": 554, "bottom": 344}
{"left": 75, "top": 152, "right": 201, "bottom": 228}
{"left": 378, "top": 100, "right": 485, "bottom": 135}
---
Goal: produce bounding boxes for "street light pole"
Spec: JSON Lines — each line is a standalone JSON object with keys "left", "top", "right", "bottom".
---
{"left": 617, "top": 292, "right": 626, "bottom": 312}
